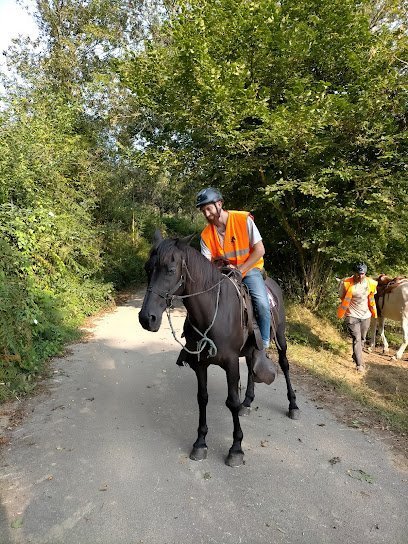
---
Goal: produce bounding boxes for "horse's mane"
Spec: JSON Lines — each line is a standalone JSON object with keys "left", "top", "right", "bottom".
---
{"left": 184, "top": 244, "right": 223, "bottom": 288}
{"left": 156, "top": 238, "right": 222, "bottom": 289}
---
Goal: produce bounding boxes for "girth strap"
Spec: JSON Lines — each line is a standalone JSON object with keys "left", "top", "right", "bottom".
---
{"left": 225, "top": 272, "right": 263, "bottom": 351}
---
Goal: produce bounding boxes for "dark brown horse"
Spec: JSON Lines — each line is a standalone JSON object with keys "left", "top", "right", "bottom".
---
{"left": 139, "top": 232, "right": 299, "bottom": 467}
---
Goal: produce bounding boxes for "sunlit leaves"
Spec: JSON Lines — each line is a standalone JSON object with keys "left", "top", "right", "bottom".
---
{"left": 120, "top": 0, "right": 407, "bottom": 303}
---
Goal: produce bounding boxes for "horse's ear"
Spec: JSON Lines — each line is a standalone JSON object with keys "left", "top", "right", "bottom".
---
{"left": 152, "top": 229, "right": 163, "bottom": 249}
{"left": 177, "top": 233, "right": 196, "bottom": 246}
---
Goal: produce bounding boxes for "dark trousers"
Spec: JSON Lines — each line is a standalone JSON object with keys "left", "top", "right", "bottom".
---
{"left": 345, "top": 316, "right": 371, "bottom": 367}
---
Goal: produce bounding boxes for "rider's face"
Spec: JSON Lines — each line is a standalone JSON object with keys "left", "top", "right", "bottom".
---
{"left": 354, "top": 272, "right": 366, "bottom": 283}
{"left": 200, "top": 201, "right": 222, "bottom": 223}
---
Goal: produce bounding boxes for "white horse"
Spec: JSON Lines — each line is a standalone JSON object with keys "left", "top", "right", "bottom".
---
{"left": 369, "top": 277, "right": 408, "bottom": 360}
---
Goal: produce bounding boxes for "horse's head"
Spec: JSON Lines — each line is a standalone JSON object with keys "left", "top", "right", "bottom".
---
{"left": 139, "top": 231, "right": 194, "bottom": 332}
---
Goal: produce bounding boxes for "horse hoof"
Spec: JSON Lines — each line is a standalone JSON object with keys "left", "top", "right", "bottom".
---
{"left": 225, "top": 453, "right": 244, "bottom": 467}
{"left": 189, "top": 447, "right": 208, "bottom": 461}
{"left": 288, "top": 409, "right": 300, "bottom": 420}
{"left": 239, "top": 406, "right": 251, "bottom": 417}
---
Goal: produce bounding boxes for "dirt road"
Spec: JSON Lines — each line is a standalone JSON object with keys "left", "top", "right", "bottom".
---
{"left": 1, "top": 290, "right": 407, "bottom": 544}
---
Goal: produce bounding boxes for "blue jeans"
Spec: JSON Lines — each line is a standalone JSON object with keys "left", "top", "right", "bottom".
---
{"left": 243, "top": 268, "right": 270, "bottom": 348}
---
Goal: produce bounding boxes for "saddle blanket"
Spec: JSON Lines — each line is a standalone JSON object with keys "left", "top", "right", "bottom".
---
{"left": 266, "top": 287, "right": 277, "bottom": 312}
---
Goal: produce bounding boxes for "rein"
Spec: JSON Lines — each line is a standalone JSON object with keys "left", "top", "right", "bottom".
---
{"left": 146, "top": 259, "right": 228, "bottom": 304}
{"left": 166, "top": 282, "right": 222, "bottom": 360}
{"left": 158, "top": 263, "right": 233, "bottom": 360}
{"left": 147, "top": 276, "right": 186, "bottom": 307}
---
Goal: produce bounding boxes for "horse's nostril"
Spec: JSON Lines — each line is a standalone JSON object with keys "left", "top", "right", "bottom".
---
{"left": 150, "top": 314, "right": 157, "bottom": 323}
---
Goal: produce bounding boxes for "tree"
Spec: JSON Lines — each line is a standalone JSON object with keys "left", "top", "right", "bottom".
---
{"left": 121, "top": 0, "right": 407, "bottom": 306}
{"left": 0, "top": 0, "right": 143, "bottom": 376}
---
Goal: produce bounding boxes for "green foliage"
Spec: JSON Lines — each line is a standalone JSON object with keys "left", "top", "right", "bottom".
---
{"left": 1, "top": 0, "right": 407, "bottom": 400}
{"left": 162, "top": 214, "right": 203, "bottom": 236}
{"left": 121, "top": 0, "right": 408, "bottom": 306}
{"left": 101, "top": 227, "right": 150, "bottom": 288}
{"left": 0, "top": 41, "right": 115, "bottom": 400}
{"left": 0, "top": 223, "right": 113, "bottom": 396}
{"left": 0, "top": 238, "right": 71, "bottom": 401}
{"left": 0, "top": 239, "right": 35, "bottom": 368}
{"left": 100, "top": 210, "right": 203, "bottom": 289}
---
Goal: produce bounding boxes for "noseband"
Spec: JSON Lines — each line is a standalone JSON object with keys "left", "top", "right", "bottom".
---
{"left": 146, "top": 257, "right": 233, "bottom": 359}
{"left": 147, "top": 257, "right": 228, "bottom": 308}
{"left": 146, "top": 275, "right": 185, "bottom": 308}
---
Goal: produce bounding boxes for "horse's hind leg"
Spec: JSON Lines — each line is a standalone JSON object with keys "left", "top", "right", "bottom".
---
{"left": 275, "top": 324, "right": 300, "bottom": 420}
{"left": 394, "top": 317, "right": 408, "bottom": 360}
{"left": 225, "top": 362, "right": 245, "bottom": 467}
{"left": 239, "top": 355, "right": 255, "bottom": 416}
{"left": 190, "top": 363, "right": 209, "bottom": 461}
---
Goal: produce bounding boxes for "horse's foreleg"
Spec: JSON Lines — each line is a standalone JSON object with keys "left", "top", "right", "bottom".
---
{"left": 239, "top": 355, "right": 255, "bottom": 416}
{"left": 190, "top": 363, "right": 209, "bottom": 461}
{"left": 225, "top": 363, "right": 244, "bottom": 467}
{"left": 394, "top": 318, "right": 408, "bottom": 360}
{"left": 378, "top": 317, "right": 389, "bottom": 354}
{"left": 368, "top": 318, "right": 377, "bottom": 352}
{"left": 276, "top": 326, "right": 300, "bottom": 420}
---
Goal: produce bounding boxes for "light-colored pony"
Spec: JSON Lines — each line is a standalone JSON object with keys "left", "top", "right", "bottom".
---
{"left": 369, "top": 276, "right": 408, "bottom": 360}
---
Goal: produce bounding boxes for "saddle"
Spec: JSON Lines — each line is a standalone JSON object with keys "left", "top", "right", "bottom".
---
{"left": 215, "top": 262, "right": 280, "bottom": 352}
{"left": 176, "top": 259, "right": 278, "bottom": 384}
{"left": 221, "top": 269, "right": 277, "bottom": 384}
{"left": 375, "top": 274, "right": 408, "bottom": 315}
{"left": 222, "top": 268, "right": 264, "bottom": 351}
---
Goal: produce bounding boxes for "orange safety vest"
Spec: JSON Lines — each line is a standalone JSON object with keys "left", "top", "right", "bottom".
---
{"left": 337, "top": 276, "right": 378, "bottom": 319}
{"left": 201, "top": 210, "right": 264, "bottom": 277}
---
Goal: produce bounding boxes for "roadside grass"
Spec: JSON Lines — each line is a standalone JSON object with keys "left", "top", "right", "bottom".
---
{"left": 0, "top": 286, "right": 117, "bottom": 404}
{"left": 285, "top": 304, "right": 408, "bottom": 435}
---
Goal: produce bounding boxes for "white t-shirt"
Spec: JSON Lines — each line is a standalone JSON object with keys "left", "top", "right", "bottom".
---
{"left": 200, "top": 215, "right": 262, "bottom": 260}
{"left": 339, "top": 278, "right": 371, "bottom": 319}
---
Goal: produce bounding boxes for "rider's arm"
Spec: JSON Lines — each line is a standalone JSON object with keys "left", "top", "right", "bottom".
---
{"left": 200, "top": 238, "right": 212, "bottom": 260}
{"left": 238, "top": 240, "right": 265, "bottom": 275}
{"left": 236, "top": 216, "right": 264, "bottom": 274}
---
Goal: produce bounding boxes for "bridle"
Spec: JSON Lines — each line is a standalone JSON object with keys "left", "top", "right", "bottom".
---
{"left": 146, "top": 259, "right": 230, "bottom": 308}
{"left": 146, "top": 258, "right": 233, "bottom": 359}
{"left": 146, "top": 275, "right": 185, "bottom": 308}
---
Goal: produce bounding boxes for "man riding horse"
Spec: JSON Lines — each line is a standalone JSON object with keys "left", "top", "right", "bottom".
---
{"left": 196, "top": 187, "right": 271, "bottom": 350}
{"left": 139, "top": 194, "right": 300, "bottom": 465}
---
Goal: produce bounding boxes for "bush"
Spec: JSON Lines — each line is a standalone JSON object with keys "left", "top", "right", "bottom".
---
{"left": 101, "top": 228, "right": 150, "bottom": 288}
{"left": 0, "top": 229, "right": 113, "bottom": 402}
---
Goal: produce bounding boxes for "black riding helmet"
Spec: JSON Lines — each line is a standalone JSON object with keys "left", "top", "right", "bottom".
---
{"left": 195, "top": 187, "right": 223, "bottom": 208}
{"left": 353, "top": 262, "right": 368, "bottom": 274}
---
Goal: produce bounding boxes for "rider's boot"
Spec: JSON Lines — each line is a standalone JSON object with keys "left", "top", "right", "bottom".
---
{"left": 252, "top": 348, "right": 277, "bottom": 385}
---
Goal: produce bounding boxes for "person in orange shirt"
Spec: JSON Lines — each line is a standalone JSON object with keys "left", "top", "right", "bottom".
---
{"left": 196, "top": 187, "right": 271, "bottom": 348}
{"left": 338, "top": 263, "right": 377, "bottom": 372}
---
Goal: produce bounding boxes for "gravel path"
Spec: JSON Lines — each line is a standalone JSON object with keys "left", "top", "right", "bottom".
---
{"left": 0, "top": 290, "right": 407, "bottom": 544}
